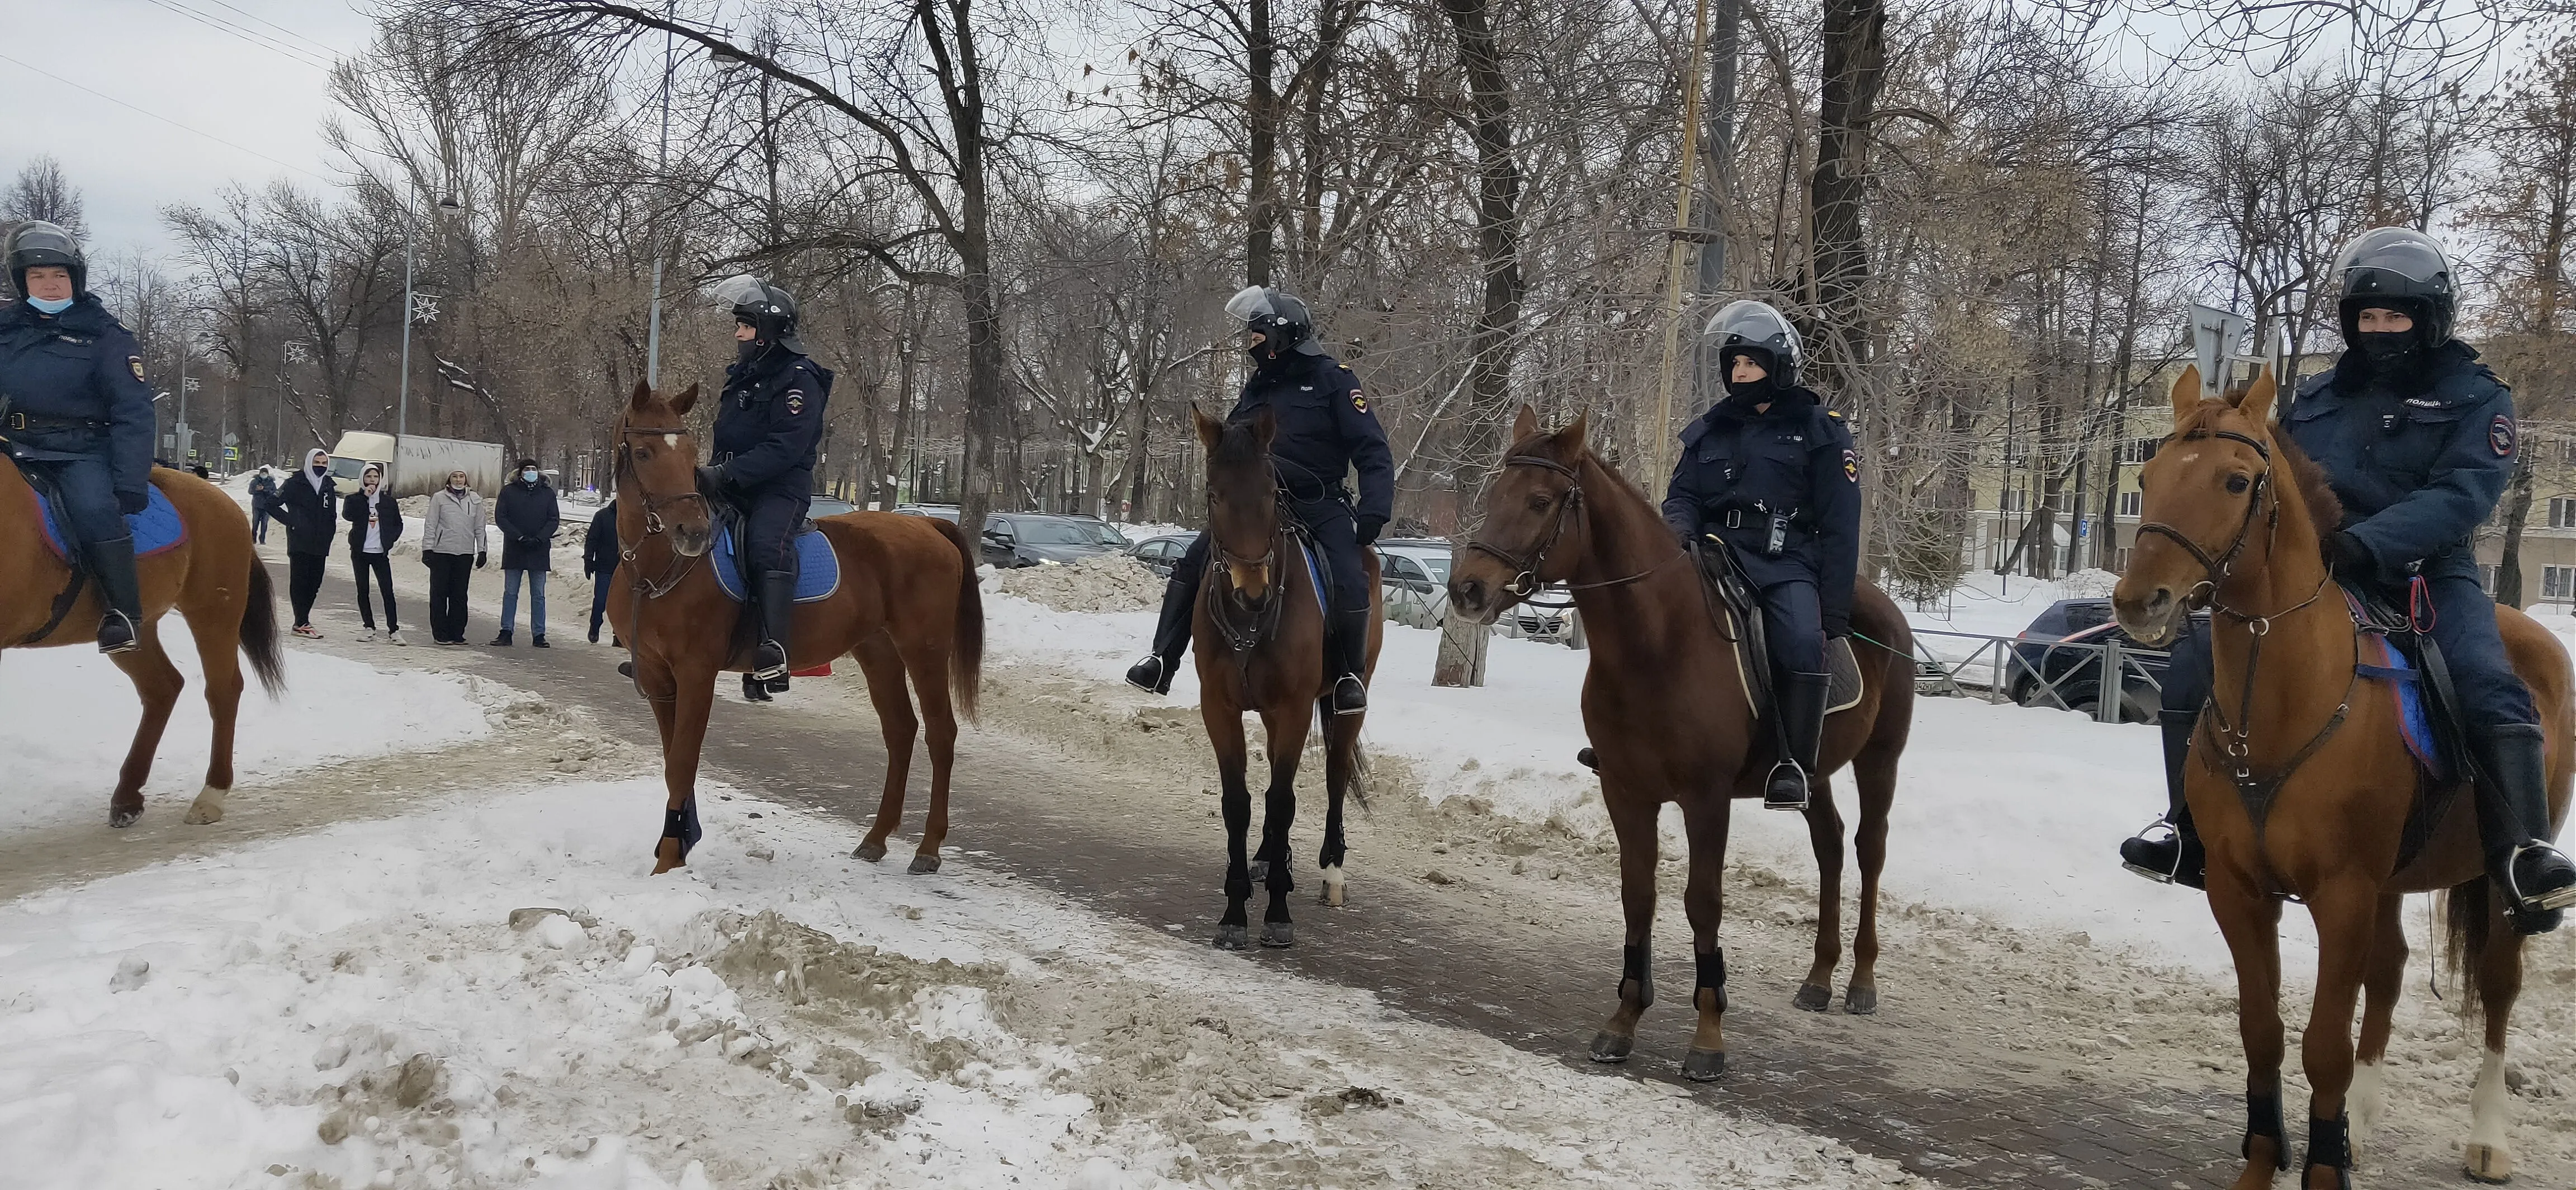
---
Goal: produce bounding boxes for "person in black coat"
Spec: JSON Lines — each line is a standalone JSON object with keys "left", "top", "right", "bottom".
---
{"left": 248, "top": 466, "right": 278, "bottom": 544}
{"left": 491, "top": 459, "right": 560, "bottom": 646}
{"left": 703, "top": 276, "right": 830, "bottom": 691}
{"left": 584, "top": 498, "right": 619, "bottom": 645}
{"left": 342, "top": 463, "right": 406, "bottom": 644}
{"left": 275, "top": 446, "right": 342, "bottom": 636}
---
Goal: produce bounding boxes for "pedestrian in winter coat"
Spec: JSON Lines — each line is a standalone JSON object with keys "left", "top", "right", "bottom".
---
{"left": 491, "top": 459, "right": 559, "bottom": 647}
{"left": 584, "top": 498, "right": 619, "bottom": 644}
{"left": 343, "top": 463, "right": 406, "bottom": 644}
{"left": 248, "top": 466, "right": 278, "bottom": 544}
{"left": 420, "top": 470, "right": 487, "bottom": 645}
{"left": 275, "top": 447, "right": 341, "bottom": 637}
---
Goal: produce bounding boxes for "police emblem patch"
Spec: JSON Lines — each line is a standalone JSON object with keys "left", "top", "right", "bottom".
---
{"left": 1351, "top": 392, "right": 1368, "bottom": 414}
{"left": 1842, "top": 449, "right": 1858, "bottom": 483}
{"left": 785, "top": 391, "right": 805, "bottom": 416}
{"left": 128, "top": 356, "right": 145, "bottom": 382}
{"left": 2492, "top": 413, "right": 2516, "bottom": 458}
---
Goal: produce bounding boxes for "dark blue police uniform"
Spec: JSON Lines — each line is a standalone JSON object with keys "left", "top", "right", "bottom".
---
{"left": 1660, "top": 387, "right": 1862, "bottom": 677}
{"left": 712, "top": 350, "right": 830, "bottom": 577}
{"left": 0, "top": 294, "right": 156, "bottom": 549}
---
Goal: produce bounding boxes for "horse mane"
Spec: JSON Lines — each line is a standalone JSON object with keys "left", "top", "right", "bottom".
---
{"left": 1213, "top": 419, "right": 1271, "bottom": 468}
{"left": 2172, "top": 394, "right": 2343, "bottom": 533}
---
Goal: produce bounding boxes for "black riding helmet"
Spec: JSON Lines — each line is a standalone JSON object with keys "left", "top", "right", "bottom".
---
{"left": 1704, "top": 299, "right": 1803, "bottom": 389}
{"left": 7, "top": 220, "right": 85, "bottom": 298}
{"left": 1224, "top": 285, "right": 1326, "bottom": 357}
{"left": 712, "top": 273, "right": 806, "bottom": 356}
{"left": 2334, "top": 226, "right": 2455, "bottom": 348}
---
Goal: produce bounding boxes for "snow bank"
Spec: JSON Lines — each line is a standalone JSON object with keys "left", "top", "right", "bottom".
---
{"left": 988, "top": 554, "right": 1164, "bottom": 614}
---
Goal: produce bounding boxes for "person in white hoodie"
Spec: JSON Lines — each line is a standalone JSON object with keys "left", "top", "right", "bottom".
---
{"left": 419, "top": 469, "right": 489, "bottom": 645}
{"left": 342, "top": 464, "right": 406, "bottom": 644}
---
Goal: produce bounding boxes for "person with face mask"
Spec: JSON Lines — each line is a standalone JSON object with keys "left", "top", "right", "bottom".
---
{"left": 274, "top": 446, "right": 340, "bottom": 638}
{"left": 491, "top": 459, "right": 560, "bottom": 647}
{"left": 2122, "top": 227, "right": 2576, "bottom": 934}
{"left": 248, "top": 465, "right": 278, "bottom": 544}
{"left": 701, "top": 276, "right": 831, "bottom": 693}
{"left": 342, "top": 463, "right": 405, "bottom": 644}
{"left": 1121, "top": 286, "right": 1392, "bottom": 715}
{"left": 0, "top": 221, "right": 158, "bottom": 653}
{"left": 1652, "top": 300, "right": 1860, "bottom": 811}
{"left": 584, "top": 496, "right": 620, "bottom": 645}
{"left": 419, "top": 469, "right": 487, "bottom": 644}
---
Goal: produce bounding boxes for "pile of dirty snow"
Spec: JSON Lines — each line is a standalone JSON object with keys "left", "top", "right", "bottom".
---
{"left": 989, "top": 553, "right": 1163, "bottom": 613}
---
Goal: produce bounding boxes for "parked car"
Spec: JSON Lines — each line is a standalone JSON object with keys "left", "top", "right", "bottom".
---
{"left": 979, "top": 512, "right": 1130, "bottom": 568}
{"left": 1375, "top": 538, "right": 1453, "bottom": 630}
{"left": 894, "top": 503, "right": 962, "bottom": 523}
{"left": 808, "top": 494, "right": 858, "bottom": 518}
{"left": 1126, "top": 531, "right": 1199, "bottom": 578}
{"left": 2006, "top": 597, "right": 2202, "bottom": 722}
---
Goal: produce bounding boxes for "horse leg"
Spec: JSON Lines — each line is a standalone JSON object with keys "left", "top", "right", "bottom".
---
{"left": 1589, "top": 787, "right": 1660, "bottom": 1063}
{"left": 106, "top": 621, "right": 186, "bottom": 828}
{"left": 651, "top": 665, "right": 717, "bottom": 875}
{"left": 2348, "top": 892, "right": 2407, "bottom": 1159}
{"left": 181, "top": 602, "right": 247, "bottom": 825}
{"left": 1845, "top": 745, "right": 1898, "bottom": 1014}
{"left": 2296, "top": 881, "right": 2376, "bottom": 1190}
{"left": 1253, "top": 703, "right": 1308, "bottom": 947}
{"left": 849, "top": 635, "right": 913, "bottom": 865}
{"left": 1205, "top": 696, "right": 1255, "bottom": 951}
{"left": 898, "top": 631, "right": 960, "bottom": 875}
{"left": 1795, "top": 775, "right": 1845, "bottom": 1012}
{"left": 2465, "top": 893, "right": 2528, "bottom": 1184}
{"left": 2208, "top": 871, "right": 2289, "bottom": 1190}
{"left": 1678, "top": 795, "right": 1734, "bottom": 1080}
{"left": 1315, "top": 697, "right": 1355, "bottom": 907}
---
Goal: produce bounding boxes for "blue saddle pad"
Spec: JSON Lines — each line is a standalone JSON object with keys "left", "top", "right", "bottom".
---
{"left": 33, "top": 483, "right": 185, "bottom": 560}
{"left": 710, "top": 521, "right": 841, "bottom": 604}
{"left": 2358, "top": 631, "right": 2448, "bottom": 782}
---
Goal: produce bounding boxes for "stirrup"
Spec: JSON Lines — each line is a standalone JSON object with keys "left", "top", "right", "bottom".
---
{"left": 752, "top": 641, "right": 788, "bottom": 682}
{"left": 1330, "top": 673, "right": 1368, "bottom": 715}
{"left": 1125, "top": 654, "right": 1170, "bottom": 695}
{"left": 2120, "top": 818, "right": 2193, "bottom": 886}
{"left": 2503, "top": 844, "right": 2576, "bottom": 932}
{"left": 96, "top": 610, "right": 138, "bottom": 655}
{"left": 1762, "top": 762, "right": 1809, "bottom": 811}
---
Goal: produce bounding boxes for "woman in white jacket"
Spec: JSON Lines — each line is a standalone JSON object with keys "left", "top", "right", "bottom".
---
{"left": 419, "top": 469, "right": 489, "bottom": 645}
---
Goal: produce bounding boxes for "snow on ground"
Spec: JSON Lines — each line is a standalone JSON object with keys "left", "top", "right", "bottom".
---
{"left": 0, "top": 636, "right": 493, "bottom": 835}
{"left": 0, "top": 779, "right": 1920, "bottom": 1190}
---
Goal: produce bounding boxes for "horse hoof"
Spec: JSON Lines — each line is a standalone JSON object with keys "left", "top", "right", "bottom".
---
{"left": 1681, "top": 1048, "right": 1727, "bottom": 1082}
{"left": 1793, "top": 983, "right": 1833, "bottom": 1012}
{"left": 182, "top": 805, "right": 222, "bottom": 825}
{"left": 2465, "top": 1144, "right": 2513, "bottom": 1184}
{"left": 907, "top": 854, "right": 942, "bottom": 875}
{"left": 1213, "top": 924, "right": 1249, "bottom": 951}
{"left": 108, "top": 808, "right": 141, "bottom": 829}
{"left": 1319, "top": 882, "right": 1346, "bottom": 908}
{"left": 1588, "top": 1032, "right": 1633, "bottom": 1063}
{"left": 1844, "top": 985, "right": 1878, "bottom": 1015}
{"left": 853, "top": 842, "right": 887, "bottom": 863}
{"left": 1260, "top": 921, "right": 1294, "bottom": 948}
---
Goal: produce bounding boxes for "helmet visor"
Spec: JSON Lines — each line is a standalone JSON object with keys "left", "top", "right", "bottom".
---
{"left": 1703, "top": 300, "right": 1800, "bottom": 357}
{"left": 1223, "top": 285, "right": 1276, "bottom": 331}
{"left": 709, "top": 273, "right": 770, "bottom": 310}
{"left": 2334, "top": 228, "right": 2450, "bottom": 286}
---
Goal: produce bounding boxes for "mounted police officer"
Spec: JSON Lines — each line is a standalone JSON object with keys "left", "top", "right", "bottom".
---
{"left": 2122, "top": 227, "right": 2576, "bottom": 933}
{"left": 0, "top": 221, "right": 154, "bottom": 654}
{"left": 1124, "top": 285, "right": 1392, "bottom": 715}
{"left": 702, "top": 275, "right": 830, "bottom": 693}
{"left": 1660, "top": 300, "right": 1861, "bottom": 811}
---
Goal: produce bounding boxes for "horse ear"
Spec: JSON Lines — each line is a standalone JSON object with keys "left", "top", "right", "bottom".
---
{"left": 1252, "top": 405, "right": 1278, "bottom": 452}
{"left": 1192, "top": 405, "right": 1224, "bottom": 455}
{"left": 1512, "top": 404, "right": 1540, "bottom": 445}
{"left": 2170, "top": 365, "right": 2203, "bottom": 425}
{"left": 629, "top": 379, "right": 656, "bottom": 412}
{"left": 669, "top": 383, "right": 699, "bottom": 416}
{"left": 2234, "top": 366, "right": 2277, "bottom": 426}
{"left": 1551, "top": 412, "right": 1589, "bottom": 457}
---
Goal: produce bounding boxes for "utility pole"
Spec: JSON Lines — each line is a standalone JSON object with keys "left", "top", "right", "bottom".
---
{"left": 398, "top": 217, "right": 414, "bottom": 441}
{"left": 1646, "top": 0, "right": 1715, "bottom": 483}
{"left": 645, "top": 7, "right": 675, "bottom": 386}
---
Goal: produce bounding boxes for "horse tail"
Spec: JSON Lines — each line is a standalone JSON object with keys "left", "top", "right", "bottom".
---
{"left": 239, "top": 558, "right": 287, "bottom": 697}
{"left": 929, "top": 516, "right": 984, "bottom": 723}
{"left": 2443, "top": 875, "right": 2493, "bottom": 1021}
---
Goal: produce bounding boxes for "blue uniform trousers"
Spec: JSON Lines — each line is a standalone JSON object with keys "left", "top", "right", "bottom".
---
{"left": 1168, "top": 497, "right": 1370, "bottom": 620}
{"left": 2161, "top": 571, "right": 2537, "bottom": 728}
{"left": 1755, "top": 578, "right": 1826, "bottom": 677}
{"left": 18, "top": 455, "right": 125, "bottom": 551}
{"left": 740, "top": 488, "right": 809, "bottom": 578}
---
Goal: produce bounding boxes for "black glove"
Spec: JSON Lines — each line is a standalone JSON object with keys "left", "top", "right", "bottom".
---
{"left": 1356, "top": 514, "right": 1386, "bottom": 547}
{"left": 697, "top": 465, "right": 729, "bottom": 495}
{"left": 475, "top": 551, "right": 488, "bottom": 570}
{"left": 117, "top": 490, "right": 149, "bottom": 516}
{"left": 2327, "top": 531, "right": 2375, "bottom": 582}
{"left": 1824, "top": 615, "right": 1851, "bottom": 640}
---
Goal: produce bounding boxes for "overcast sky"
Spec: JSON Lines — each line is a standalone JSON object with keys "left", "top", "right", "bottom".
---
{"left": 0, "top": 0, "right": 376, "bottom": 262}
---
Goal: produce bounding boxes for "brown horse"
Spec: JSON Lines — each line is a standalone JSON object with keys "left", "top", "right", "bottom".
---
{"left": 0, "top": 462, "right": 283, "bottom": 825}
{"left": 2114, "top": 367, "right": 2569, "bottom": 1189}
{"left": 1190, "top": 404, "right": 1382, "bottom": 949}
{"left": 602, "top": 381, "right": 984, "bottom": 875}
{"left": 1446, "top": 406, "right": 1914, "bottom": 1080}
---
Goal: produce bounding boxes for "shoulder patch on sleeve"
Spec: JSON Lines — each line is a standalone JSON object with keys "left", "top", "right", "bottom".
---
{"left": 784, "top": 390, "right": 806, "bottom": 416}
{"left": 1351, "top": 391, "right": 1368, "bottom": 414}
{"left": 2491, "top": 413, "right": 2516, "bottom": 458}
{"left": 128, "top": 356, "right": 145, "bottom": 382}
{"left": 1843, "top": 449, "right": 1859, "bottom": 483}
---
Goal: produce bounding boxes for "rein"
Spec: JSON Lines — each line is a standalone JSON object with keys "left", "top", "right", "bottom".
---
{"left": 1205, "top": 514, "right": 1293, "bottom": 658}
{"left": 1461, "top": 452, "right": 1687, "bottom": 602}
{"left": 614, "top": 417, "right": 712, "bottom": 600}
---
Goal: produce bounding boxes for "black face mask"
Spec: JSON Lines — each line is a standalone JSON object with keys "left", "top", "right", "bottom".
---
{"left": 737, "top": 338, "right": 764, "bottom": 365}
{"left": 2354, "top": 332, "right": 2420, "bottom": 369}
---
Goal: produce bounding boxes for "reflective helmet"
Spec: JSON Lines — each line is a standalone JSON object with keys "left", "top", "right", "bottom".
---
{"left": 7, "top": 220, "right": 86, "bottom": 299}
{"left": 1702, "top": 299, "right": 1802, "bottom": 388}
{"left": 2334, "top": 226, "right": 2455, "bottom": 347}
{"left": 712, "top": 273, "right": 806, "bottom": 356}
{"left": 1223, "top": 285, "right": 1325, "bottom": 356}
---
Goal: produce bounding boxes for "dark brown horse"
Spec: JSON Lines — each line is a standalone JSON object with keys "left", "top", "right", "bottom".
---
{"left": 2114, "top": 367, "right": 2569, "bottom": 1189}
{"left": 1447, "top": 406, "right": 1914, "bottom": 1080}
{"left": 0, "top": 462, "right": 283, "bottom": 825}
{"left": 603, "top": 381, "right": 984, "bottom": 875}
{"left": 1191, "top": 404, "right": 1382, "bottom": 948}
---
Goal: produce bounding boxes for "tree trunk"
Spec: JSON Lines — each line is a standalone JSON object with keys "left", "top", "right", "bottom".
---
{"left": 1246, "top": 0, "right": 1278, "bottom": 286}
{"left": 2499, "top": 450, "right": 2537, "bottom": 607}
{"left": 1806, "top": 0, "right": 1886, "bottom": 397}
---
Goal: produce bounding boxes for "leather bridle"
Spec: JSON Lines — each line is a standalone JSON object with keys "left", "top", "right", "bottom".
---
{"left": 1462, "top": 451, "right": 1685, "bottom": 602}
{"left": 614, "top": 414, "right": 711, "bottom": 600}
{"left": 1204, "top": 491, "right": 1294, "bottom": 657}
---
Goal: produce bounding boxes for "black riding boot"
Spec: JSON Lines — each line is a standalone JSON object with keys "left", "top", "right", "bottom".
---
{"left": 87, "top": 536, "right": 142, "bottom": 655}
{"left": 1125, "top": 577, "right": 1196, "bottom": 695}
{"left": 2120, "top": 710, "right": 2209, "bottom": 889}
{"left": 754, "top": 570, "right": 794, "bottom": 690}
{"left": 1329, "top": 608, "right": 1372, "bottom": 715}
{"left": 1763, "top": 672, "right": 1830, "bottom": 810}
{"left": 2471, "top": 722, "right": 2576, "bottom": 934}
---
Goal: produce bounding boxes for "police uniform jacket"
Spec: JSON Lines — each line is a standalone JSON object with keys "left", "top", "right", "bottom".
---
{"left": 715, "top": 350, "right": 831, "bottom": 498}
{"left": 2285, "top": 341, "right": 2512, "bottom": 581}
{"left": 1662, "top": 386, "right": 1862, "bottom": 632}
{"left": 1226, "top": 350, "right": 1392, "bottom": 522}
{"left": 0, "top": 295, "right": 155, "bottom": 502}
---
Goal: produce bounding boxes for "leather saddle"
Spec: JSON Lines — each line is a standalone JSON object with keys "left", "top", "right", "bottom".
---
{"left": 1689, "top": 537, "right": 1863, "bottom": 721}
{"left": 2344, "top": 580, "right": 2467, "bottom": 872}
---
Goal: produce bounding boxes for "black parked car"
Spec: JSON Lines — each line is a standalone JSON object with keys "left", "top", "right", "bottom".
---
{"left": 979, "top": 512, "right": 1130, "bottom": 568}
{"left": 2006, "top": 598, "right": 2205, "bottom": 722}
{"left": 1126, "top": 531, "right": 1199, "bottom": 577}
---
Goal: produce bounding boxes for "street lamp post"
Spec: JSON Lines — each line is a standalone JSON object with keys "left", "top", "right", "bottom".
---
{"left": 645, "top": 10, "right": 676, "bottom": 386}
{"left": 398, "top": 189, "right": 462, "bottom": 443}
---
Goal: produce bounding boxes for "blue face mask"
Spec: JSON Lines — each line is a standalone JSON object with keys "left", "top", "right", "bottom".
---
{"left": 522, "top": 469, "right": 539, "bottom": 483}
{"left": 27, "top": 295, "right": 72, "bottom": 315}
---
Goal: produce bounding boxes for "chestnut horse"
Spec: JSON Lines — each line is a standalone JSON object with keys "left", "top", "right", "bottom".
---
{"left": 1447, "top": 406, "right": 1914, "bottom": 1081}
{"left": 603, "top": 381, "right": 984, "bottom": 875}
{"left": 0, "top": 462, "right": 283, "bottom": 825}
{"left": 2114, "top": 367, "right": 2568, "bottom": 1189}
{"left": 1190, "top": 404, "right": 1381, "bottom": 949}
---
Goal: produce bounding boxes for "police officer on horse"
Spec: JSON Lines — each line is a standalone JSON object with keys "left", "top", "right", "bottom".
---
{"left": 1660, "top": 300, "right": 1862, "bottom": 811}
{"left": 701, "top": 275, "right": 830, "bottom": 694}
{"left": 2122, "top": 227, "right": 2576, "bottom": 933}
{"left": 1126, "top": 286, "right": 1391, "bottom": 715}
{"left": 0, "top": 221, "right": 154, "bottom": 654}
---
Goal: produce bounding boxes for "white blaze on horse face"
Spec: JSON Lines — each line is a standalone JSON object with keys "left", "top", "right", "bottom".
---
{"left": 665, "top": 434, "right": 679, "bottom": 448}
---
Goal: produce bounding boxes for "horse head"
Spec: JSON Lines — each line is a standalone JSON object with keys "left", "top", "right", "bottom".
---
{"left": 616, "top": 379, "right": 713, "bottom": 558}
{"left": 1448, "top": 404, "right": 1591, "bottom": 626}
{"left": 2114, "top": 365, "right": 2284, "bottom": 648}
{"left": 1194, "top": 404, "right": 1285, "bottom": 602}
